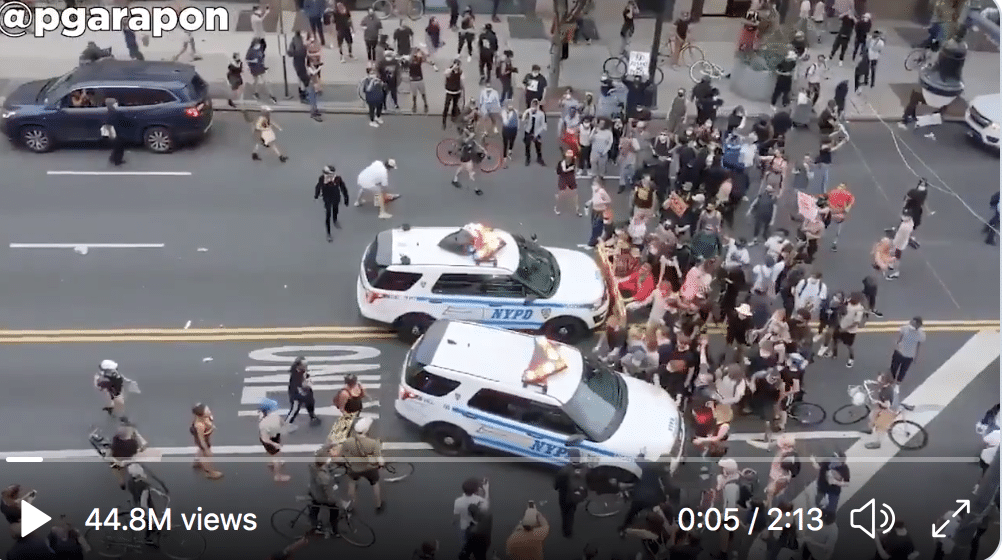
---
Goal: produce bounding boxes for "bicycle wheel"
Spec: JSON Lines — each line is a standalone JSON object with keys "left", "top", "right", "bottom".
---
{"left": 159, "top": 531, "right": 207, "bottom": 560}
{"left": 905, "top": 50, "right": 927, "bottom": 71}
{"left": 337, "top": 513, "right": 377, "bottom": 547}
{"left": 437, "top": 138, "right": 462, "bottom": 166}
{"left": 889, "top": 420, "right": 928, "bottom": 450}
{"left": 380, "top": 461, "right": 414, "bottom": 483}
{"left": 479, "top": 142, "right": 503, "bottom": 173}
{"left": 585, "top": 493, "right": 626, "bottom": 518}
{"left": 407, "top": 0, "right": 424, "bottom": 20}
{"left": 372, "top": 0, "right": 393, "bottom": 19}
{"left": 84, "top": 529, "right": 128, "bottom": 558}
{"left": 789, "top": 401, "right": 826, "bottom": 426}
{"left": 652, "top": 66, "right": 665, "bottom": 86}
{"left": 271, "top": 508, "right": 313, "bottom": 540}
{"left": 602, "top": 57, "right": 627, "bottom": 79}
{"left": 679, "top": 45, "right": 704, "bottom": 68}
{"left": 833, "top": 403, "right": 870, "bottom": 425}
{"left": 689, "top": 60, "right": 711, "bottom": 84}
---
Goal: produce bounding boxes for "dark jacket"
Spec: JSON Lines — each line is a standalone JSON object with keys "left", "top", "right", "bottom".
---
{"left": 287, "top": 35, "right": 309, "bottom": 82}
{"left": 363, "top": 77, "right": 384, "bottom": 105}
{"left": 308, "top": 462, "right": 339, "bottom": 504}
{"left": 315, "top": 175, "right": 349, "bottom": 205}
{"left": 854, "top": 18, "right": 872, "bottom": 39}
{"left": 478, "top": 29, "right": 498, "bottom": 55}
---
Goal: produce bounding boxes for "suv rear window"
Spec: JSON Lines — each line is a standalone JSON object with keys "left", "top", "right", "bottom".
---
{"left": 373, "top": 271, "right": 421, "bottom": 291}
{"left": 404, "top": 343, "right": 460, "bottom": 396}
{"left": 186, "top": 75, "right": 208, "bottom": 100}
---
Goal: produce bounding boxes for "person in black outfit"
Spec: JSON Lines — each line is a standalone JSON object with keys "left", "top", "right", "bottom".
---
{"left": 47, "top": 520, "right": 85, "bottom": 560}
{"left": 287, "top": 32, "right": 310, "bottom": 101}
{"left": 771, "top": 51, "right": 797, "bottom": 107}
{"left": 616, "top": 459, "right": 675, "bottom": 535}
{"left": 830, "top": 14, "right": 855, "bottom": 61}
{"left": 553, "top": 448, "right": 590, "bottom": 538}
{"left": 522, "top": 65, "right": 547, "bottom": 110}
{"left": 104, "top": 98, "right": 127, "bottom": 166}
{"left": 378, "top": 51, "right": 401, "bottom": 110}
{"left": 315, "top": 166, "right": 349, "bottom": 242}
{"left": 457, "top": 7, "right": 475, "bottom": 59}
{"left": 446, "top": 0, "right": 459, "bottom": 30}
{"left": 986, "top": 192, "right": 1000, "bottom": 246}
{"left": 477, "top": 23, "right": 498, "bottom": 84}
{"left": 285, "top": 356, "right": 320, "bottom": 426}
{"left": 6, "top": 524, "right": 57, "bottom": 560}
{"left": 460, "top": 501, "right": 492, "bottom": 560}
{"left": 852, "top": 14, "right": 872, "bottom": 60}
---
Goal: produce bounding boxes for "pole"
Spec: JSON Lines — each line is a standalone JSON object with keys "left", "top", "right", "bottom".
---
{"left": 950, "top": 447, "right": 999, "bottom": 560}
{"left": 647, "top": 0, "right": 669, "bottom": 82}
{"left": 277, "top": 5, "right": 290, "bottom": 98}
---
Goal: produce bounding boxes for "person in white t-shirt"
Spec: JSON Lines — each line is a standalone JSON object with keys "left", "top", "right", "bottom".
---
{"left": 453, "top": 477, "right": 489, "bottom": 541}
{"left": 798, "top": 0, "right": 811, "bottom": 35}
{"left": 257, "top": 400, "right": 290, "bottom": 483}
{"left": 354, "top": 159, "right": 400, "bottom": 219}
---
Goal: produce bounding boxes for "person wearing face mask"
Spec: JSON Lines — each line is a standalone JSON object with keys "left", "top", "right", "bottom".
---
{"left": 804, "top": 53, "right": 826, "bottom": 105}
{"left": 522, "top": 65, "right": 547, "bottom": 111}
{"left": 286, "top": 356, "right": 320, "bottom": 427}
{"left": 363, "top": 68, "right": 386, "bottom": 127}
{"left": 574, "top": 116, "right": 594, "bottom": 178}
{"left": 191, "top": 403, "right": 222, "bottom": 480}
{"left": 500, "top": 101, "right": 519, "bottom": 164}
{"left": 496, "top": 49, "right": 516, "bottom": 102}
{"left": 225, "top": 53, "right": 244, "bottom": 108}
{"left": 361, "top": 9, "right": 382, "bottom": 61}
{"left": 555, "top": 149, "right": 581, "bottom": 216}
{"left": 442, "top": 58, "right": 464, "bottom": 129}
{"left": 477, "top": 23, "right": 498, "bottom": 85}
{"left": 667, "top": 89, "right": 687, "bottom": 135}
{"left": 315, "top": 165, "right": 349, "bottom": 242}
{"left": 588, "top": 119, "right": 613, "bottom": 179}
{"left": 521, "top": 99, "right": 547, "bottom": 166}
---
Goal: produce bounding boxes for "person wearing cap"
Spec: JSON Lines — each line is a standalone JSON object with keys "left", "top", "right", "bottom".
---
{"left": 190, "top": 403, "right": 222, "bottom": 480}
{"left": 314, "top": 165, "right": 349, "bottom": 242}
{"left": 477, "top": 23, "right": 498, "bottom": 85}
{"left": 95, "top": 359, "right": 127, "bottom": 418}
{"left": 252, "top": 107, "right": 288, "bottom": 163}
{"left": 339, "top": 416, "right": 385, "bottom": 512}
{"left": 354, "top": 159, "right": 399, "bottom": 219}
{"left": 771, "top": 50, "right": 797, "bottom": 107}
{"left": 258, "top": 400, "right": 291, "bottom": 482}
{"left": 505, "top": 503, "right": 549, "bottom": 560}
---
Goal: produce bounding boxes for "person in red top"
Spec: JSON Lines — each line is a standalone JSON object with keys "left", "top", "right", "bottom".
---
{"left": 618, "top": 261, "right": 656, "bottom": 303}
{"left": 826, "top": 183, "right": 855, "bottom": 251}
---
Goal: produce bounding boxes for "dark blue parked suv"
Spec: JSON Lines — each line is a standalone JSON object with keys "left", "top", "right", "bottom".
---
{"left": 2, "top": 60, "right": 213, "bottom": 153}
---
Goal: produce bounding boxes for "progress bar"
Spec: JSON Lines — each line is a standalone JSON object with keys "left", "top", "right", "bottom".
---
{"left": 6, "top": 457, "right": 43, "bottom": 463}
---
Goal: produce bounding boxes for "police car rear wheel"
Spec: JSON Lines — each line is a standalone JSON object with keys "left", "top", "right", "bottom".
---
{"left": 427, "top": 424, "right": 471, "bottom": 456}
{"left": 542, "top": 318, "right": 588, "bottom": 344}
{"left": 395, "top": 313, "right": 434, "bottom": 342}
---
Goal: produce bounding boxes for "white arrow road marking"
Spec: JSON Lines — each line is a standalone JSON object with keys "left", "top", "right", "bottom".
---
{"left": 9, "top": 243, "right": 165, "bottom": 249}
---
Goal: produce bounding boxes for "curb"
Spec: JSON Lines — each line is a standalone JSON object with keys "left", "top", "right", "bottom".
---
{"left": 209, "top": 100, "right": 963, "bottom": 123}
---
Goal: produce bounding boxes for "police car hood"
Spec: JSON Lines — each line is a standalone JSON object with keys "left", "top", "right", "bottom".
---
{"left": 544, "top": 247, "right": 606, "bottom": 305}
{"left": 603, "top": 375, "right": 682, "bottom": 462}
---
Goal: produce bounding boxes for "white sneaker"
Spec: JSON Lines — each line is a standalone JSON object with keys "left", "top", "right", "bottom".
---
{"left": 354, "top": 200, "right": 362, "bottom": 207}
{"left": 369, "top": 121, "right": 379, "bottom": 127}
{"left": 378, "top": 212, "right": 392, "bottom": 219}
{"left": 467, "top": 55, "right": 472, "bottom": 63}
{"left": 376, "top": 118, "right": 384, "bottom": 124}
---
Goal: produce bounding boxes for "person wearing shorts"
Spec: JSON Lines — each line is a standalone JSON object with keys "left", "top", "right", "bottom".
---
{"left": 555, "top": 149, "right": 581, "bottom": 216}
{"left": 749, "top": 367, "right": 784, "bottom": 443}
{"left": 407, "top": 47, "right": 434, "bottom": 114}
{"left": 257, "top": 401, "right": 290, "bottom": 482}
{"left": 339, "top": 417, "right": 385, "bottom": 512}
{"left": 354, "top": 158, "right": 399, "bottom": 219}
{"left": 451, "top": 129, "right": 483, "bottom": 195}
{"left": 829, "top": 292, "right": 865, "bottom": 368}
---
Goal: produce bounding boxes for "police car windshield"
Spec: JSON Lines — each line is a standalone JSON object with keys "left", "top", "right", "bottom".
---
{"left": 562, "top": 358, "right": 627, "bottom": 442}
{"left": 512, "top": 236, "right": 559, "bottom": 298}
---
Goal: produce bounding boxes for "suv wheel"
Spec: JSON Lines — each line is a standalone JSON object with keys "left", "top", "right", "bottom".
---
{"left": 395, "top": 313, "right": 434, "bottom": 342}
{"left": 144, "top": 126, "right": 173, "bottom": 153}
{"left": 542, "top": 317, "right": 588, "bottom": 344}
{"left": 20, "top": 126, "right": 52, "bottom": 153}
{"left": 427, "top": 424, "right": 471, "bottom": 456}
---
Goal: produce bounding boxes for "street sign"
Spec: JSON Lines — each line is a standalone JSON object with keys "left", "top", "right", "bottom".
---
{"left": 627, "top": 51, "right": 651, "bottom": 77}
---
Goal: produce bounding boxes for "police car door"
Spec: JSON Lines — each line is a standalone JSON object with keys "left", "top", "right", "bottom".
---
{"left": 482, "top": 275, "right": 543, "bottom": 330}
{"left": 429, "top": 273, "right": 489, "bottom": 322}
{"left": 463, "top": 389, "right": 586, "bottom": 465}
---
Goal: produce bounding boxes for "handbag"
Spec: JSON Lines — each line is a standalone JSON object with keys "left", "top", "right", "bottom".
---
{"left": 260, "top": 127, "right": 276, "bottom": 145}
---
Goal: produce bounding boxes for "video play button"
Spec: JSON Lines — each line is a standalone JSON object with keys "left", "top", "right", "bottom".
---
{"left": 20, "top": 501, "right": 51, "bottom": 537}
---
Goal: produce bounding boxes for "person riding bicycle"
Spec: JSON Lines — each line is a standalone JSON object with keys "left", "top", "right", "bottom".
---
{"left": 864, "top": 371, "right": 897, "bottom": 450}
{"left": 125, "top": 463, "right": 159, "bottom": 545}
{"left": 307, "top": 445, "right": 343, "bottom": 535}
{"left": 109, "top": 423, "right": 149, "bottom": 489}
{"left": 456, "top": 98, "right": 479, "bottom": 135}
{"left": 780, "top": 352, "right": 807, "bottom": 400}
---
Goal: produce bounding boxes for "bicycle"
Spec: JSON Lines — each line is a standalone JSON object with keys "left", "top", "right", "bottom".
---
{"left": 833, "top": 380, "right": 928, "bottom": 450}
{"left": 689, "top": 59, "right": 729, "bottom": 84}
{"left": 372, "top": 0, "right": 423, "bottom": 21}
{"left": 89, "top": 425, "right": 169, "bottom": 497}
{"left": 904, "top": 47, "right": 935, "bottom": 71}
{"left": 656, "top": 38, "right": 705, "bottom": 69}
{"left": 271, "top": 496, "right": 376, "bottom": 547}
{"left": 782, "top": 392, "right": 826, "bottom": 426}
{"left": 329, "top": 461, "right": 416, "bottom": 484}
{"left": 601, "top": 56, "right": 665, "bottom": 86}
{"left": 584, "top": 481, "right": 632, "bottom": 518}
{"left": 85, "top": 500, "right": 206, "bottom": 560}
{"left": 436, "top": 137, "right": 503, "bottom": 173}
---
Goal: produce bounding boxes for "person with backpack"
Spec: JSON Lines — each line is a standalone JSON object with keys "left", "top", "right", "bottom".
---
{"left": 554, "top": 448, "right": 590, "bottom": 538}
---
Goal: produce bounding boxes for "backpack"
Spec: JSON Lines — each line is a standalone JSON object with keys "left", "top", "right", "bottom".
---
{"left": 722, "top": 135, "right": 743, "bottom": 171}
{"left": 726, "top": 477, "right": 756, "bottom": 508}
{"left": 567, "top": 465, "right": 589, "bottom": 503}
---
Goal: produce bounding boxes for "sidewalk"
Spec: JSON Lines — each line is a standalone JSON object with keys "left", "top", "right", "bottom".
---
{"left": 0, "top": 4, "right": 998, "bottom": 120}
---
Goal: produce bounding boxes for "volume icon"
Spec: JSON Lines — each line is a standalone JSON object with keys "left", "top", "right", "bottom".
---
{"left": 849, "top": 499, "right": 896, "bottom": 538}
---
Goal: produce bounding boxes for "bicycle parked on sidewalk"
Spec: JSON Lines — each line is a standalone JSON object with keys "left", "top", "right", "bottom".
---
{"left": 372, "top": 0, "right": 423, "bottom": 21}
{"left": 601, "top": 56, "right": 665, "bottom": 86}
{"left": 271, "top": 496, "right": 376, "bottom": 547}
{"left": 655, "top": 37, "right": 706, "bottom": 69}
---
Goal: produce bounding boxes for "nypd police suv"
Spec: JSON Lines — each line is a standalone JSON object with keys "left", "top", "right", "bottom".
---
{"left": 394, "top": 320, "right": 686, "bottom": 480}
{"left": 357, "top": 224, "right": 610, "bottom": 342}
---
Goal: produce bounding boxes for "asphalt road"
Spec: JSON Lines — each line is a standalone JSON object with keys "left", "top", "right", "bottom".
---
{"left": 0, "top": 114, "right": 999, "bottom": 330}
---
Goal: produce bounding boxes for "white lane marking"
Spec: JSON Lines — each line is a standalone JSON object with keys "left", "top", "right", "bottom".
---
{"left": 6, "top": 457, "right": 42, "bottom": 463}
{"left": 795, "top": 330, "right": 1001, "bottom": 510}
{"left": 46, "top": 171, "right": 192, "bottom": 176}
{"left": 9, "top": 243, "right": 165, "bottom": 249}
{"left": 727, "top": 430, "right": 862, "bottom": 442}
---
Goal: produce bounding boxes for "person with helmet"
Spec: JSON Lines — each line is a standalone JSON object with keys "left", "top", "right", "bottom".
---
{"left": 315, "top": 165, "right": 349, "bottom": 242}
{"left": 258, "top": 399, "right": 291, "bottom": 483}
{"left": 94, "top": 360, "right": 133, "bottom": 418}
{"left": 338, "top": 416, "right": 385, "bottom": 512}
{"left": 354, "top": 159, "right": 399, "bottom": 220}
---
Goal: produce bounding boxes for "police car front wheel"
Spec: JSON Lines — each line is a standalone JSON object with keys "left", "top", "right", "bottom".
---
{"left": 542, "top": 317, "right": 589, "bottom": 344}
{"left": 395, "top": 313, "right": 435, "bottom": 342}
{"left": 426, "top": 423, "right": 472, "bottom": 456}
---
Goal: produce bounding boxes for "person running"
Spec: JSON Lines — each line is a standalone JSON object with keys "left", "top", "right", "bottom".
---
{"left": 339, "top": 416, "right": 385, "bottom": 512}
{"left": 354, "top": 159, "right": 399, "bottom": 219}
{"left": 887, "top": 212, "right": 914, "bottom": 280}
{"left": 555, "top": 149, "right": 582, "bottom": 216}
{"left": 315, "top": 165, "right": 349, "bottom": 242}
{"left": 251, "top": 107, "right": 288, "bottom": 162}
{"left": 451, "top": 128, "right": 485, "bottom": 196}
{"left": 245, "top": 38, "right": 278, "bottom": 103}
{"left": 258, "top": 399, "right": 290, "bottom": 483}
{"left": 285, "top": 356, "right": 321, "bottom": 427}
{"left": 190, "top": 403, "right": 222, "bottom": 480}
{"left": 94, "top": 359, "right": 128, "bottom": 418}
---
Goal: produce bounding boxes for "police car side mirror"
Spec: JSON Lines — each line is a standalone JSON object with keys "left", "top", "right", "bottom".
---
{"left": 566, "top": 435, "right": 585, "bottom": 446}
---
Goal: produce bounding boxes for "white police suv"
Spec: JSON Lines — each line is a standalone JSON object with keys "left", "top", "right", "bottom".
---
{"left": 395, "top": 320, "right": 686, "bottom": 480}
{"left": 357, "top": 223, "right": 610, "bottom": 343}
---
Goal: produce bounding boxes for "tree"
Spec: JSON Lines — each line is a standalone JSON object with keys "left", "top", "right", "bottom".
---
{"left": 548, "top": 0, "right": 591, "bottom": 91}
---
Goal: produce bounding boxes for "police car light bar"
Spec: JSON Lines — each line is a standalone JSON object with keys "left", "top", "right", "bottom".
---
{"left": 523, "top": 336, "right": 568, "bottom": 387}
{"left": 463, "top": 223, "right": 506, "bottom": 262}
